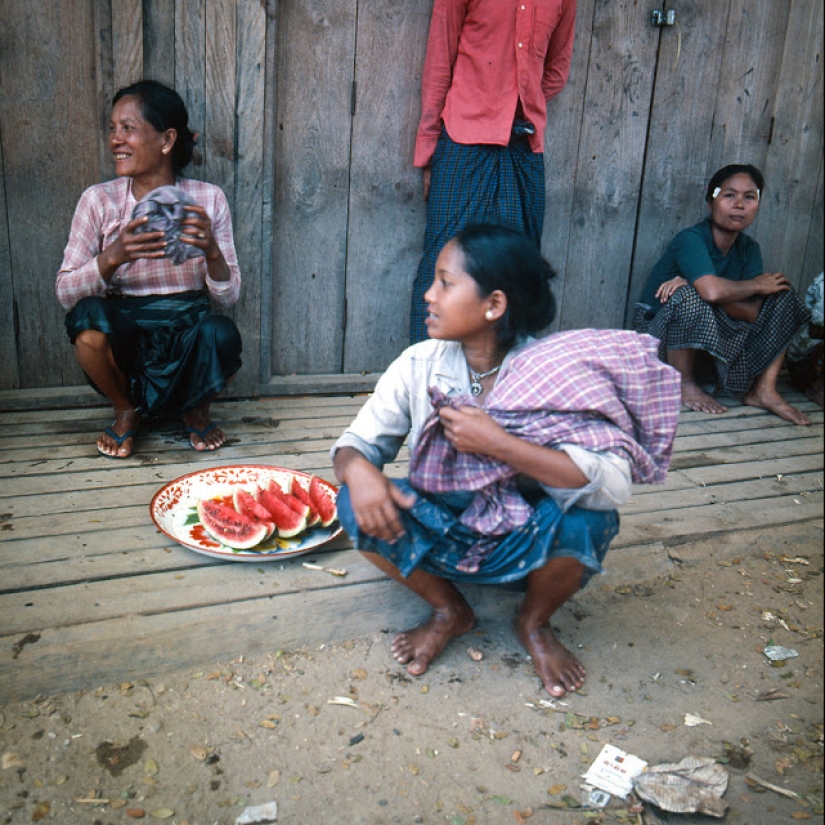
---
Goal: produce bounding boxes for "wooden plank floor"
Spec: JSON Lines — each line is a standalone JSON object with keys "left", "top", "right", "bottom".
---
{"left": 1, "top": 386, "right": 822, "bottom": 702}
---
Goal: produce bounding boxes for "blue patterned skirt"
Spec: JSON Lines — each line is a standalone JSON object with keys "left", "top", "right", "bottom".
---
{"left": 65, "top": 291, "right": 242, "bottom": 416}
{"left": 337, "top": 480, "right": 619, "bottom": 587}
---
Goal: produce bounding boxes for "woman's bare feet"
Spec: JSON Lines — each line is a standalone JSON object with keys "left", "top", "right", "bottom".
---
{"left": 391, "top": 603, "right": 476, "bottom": 677}
{"left": 514, "top": 614, "right": 585, "bottom": 698}
{"left": 97, "top": 409, "right": 141, "bottom": 458}
{"left": 183, "top": 405, "right": 226, "bottom": 450}
{"left": 743, "top": 387, "right": 811, "bottom": 425}
{"left": 681, "top": 379, "right": 728, "bottom": 414}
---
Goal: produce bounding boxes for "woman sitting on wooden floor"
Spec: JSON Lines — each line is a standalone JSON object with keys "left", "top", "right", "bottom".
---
{"left": 331, "top": 224, "right": 680, "bottom": 698}
{"left": 634, "top": 163, "right": 811, "bottom": 425}
{"left": 56, "top": 80, "right": 242, "bottom": 458}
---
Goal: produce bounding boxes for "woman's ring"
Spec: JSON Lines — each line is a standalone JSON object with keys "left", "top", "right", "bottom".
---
{"left": 197, "top": 231, "right": 206, "bottom": 239}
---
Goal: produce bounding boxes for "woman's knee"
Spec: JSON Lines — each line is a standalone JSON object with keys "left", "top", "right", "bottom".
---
{"left": 198, "top": 315, "right": 241, "bottom": 352}
{"left": 73, "top": 328, "right": 109, "bottom": 353}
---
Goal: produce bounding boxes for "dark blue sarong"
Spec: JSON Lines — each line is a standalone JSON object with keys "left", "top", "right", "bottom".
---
{"left": 65, "top": 291, "right": 242, "bottom": 416}
{"left": 410, "top": 128, "right": 545, "bottom": 344}
{"left": 337, "top": 480, "right": 618, "bottom": 587}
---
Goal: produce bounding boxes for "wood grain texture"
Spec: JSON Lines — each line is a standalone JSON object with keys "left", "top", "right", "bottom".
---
{"left": 557, "top": 0, "right": 659, "bottom": 330}
{"left": 342, "top": 0, "right": 431, "bottom": 372}
{"left": 0, "top": 387, "right": 821, "bottom": 701}
{"left": 111, "top": 0, "right": 144, "bottom": 89}
{"left": 142, "top": 0, "right": 176, "bottom": 88}
{"left": 269, "top": 0, "right": 356, "bottom": 375}
{"left": 625, "top": 0, "right": 729, "bottom": 321}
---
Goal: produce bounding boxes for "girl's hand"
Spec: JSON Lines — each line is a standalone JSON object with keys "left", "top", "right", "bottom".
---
{"left": 655, "top": 276, "right": 688, "bottom": 303}
{"left": 343, "top": 460, "right": 416, "bottom": 543}
{"left": 180, "top": 205, "right": 219, "bottom": 259}
{"left": 439, "top": 405, "right": 505, "bottom": 456}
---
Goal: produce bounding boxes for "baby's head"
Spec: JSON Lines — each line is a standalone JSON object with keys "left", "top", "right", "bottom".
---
{"left": 451, "top": 223, "right": 557, "bottom": 349}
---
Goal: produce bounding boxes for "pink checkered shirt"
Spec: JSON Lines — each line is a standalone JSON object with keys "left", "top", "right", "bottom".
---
{"left": 55, "top": 176, "right": 241, "bottom": 310}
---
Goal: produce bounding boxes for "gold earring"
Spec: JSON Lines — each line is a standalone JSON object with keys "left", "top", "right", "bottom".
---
{"left": 162, "top": 147, "right": 170, "bottom": 155}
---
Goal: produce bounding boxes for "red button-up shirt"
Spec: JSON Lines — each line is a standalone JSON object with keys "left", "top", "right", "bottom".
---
{"left": 414, "top": 0, "right": 576, "bottom": 168}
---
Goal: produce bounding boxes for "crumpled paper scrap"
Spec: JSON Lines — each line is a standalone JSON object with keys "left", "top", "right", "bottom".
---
{"left": 633, "top": 755, "right": 729, "bottom": 818}
{"left": 235, "top": 801, "right": 277, "bottom": 824}
{"left": 132, "top": 185, "right": 205, "bottom": 265}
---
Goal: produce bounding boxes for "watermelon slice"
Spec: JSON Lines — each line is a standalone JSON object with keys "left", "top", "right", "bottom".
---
{"left": 290, "top": 477, "right": 320, "bottom": 526}
{"left": 232, "top": 488, "right": 276, "bottom": 540}
{"left": 264, "top": 479, "right": 311, "bottom": 521}
{"left": 308, "top": 475, "right": 337, "bottom": 528}
{"left": 197, "top": 499, "right": 269, "bottom": 550}
{"left": 255, "top": 487, "right": 307, "bottom": 538}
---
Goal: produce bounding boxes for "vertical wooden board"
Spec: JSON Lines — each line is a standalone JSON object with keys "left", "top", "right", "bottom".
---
{"left": 230, "top": 0, "right": 269, "bottom": 395}
{"left": 343, "top": 0, "right": 431, "bottom": 372}
{"left": 111, "top": 0, "right": 144, "bottom": 88}
{"left": 542, "top": 0, "right": 596, "bottom": 330}
{"left": 94, "top": 0, "right": 117, "bottom": 184}
{"left": 625, "top": 0, "right": 730, "bottom": 320}
{"left": 0, "top": 118, "right": 18, "bottom": 388}
{"left": 0, "top": 2, "right": 100, "bottom": 388}
{"left": 204, "top": 0, "right": 237, "bottom": 204}
{"left": 801, "top": 156, "right": 824, "bottom": 291}
{"left": 557, "top": 0, "right": 659, "bottom": 331}
{"left": 757, "top": 0, "right": 824, "bottom": 289}
{"left": 175, "top": 0, "right": 206, "bottom": 177}
{"left": 269, "top": 1, "right": 356, "bottom": 375}
{"left": 708, "top": 0, "right": 790, "bottom": 176}
{"left": 143, "top": 0, "right": 176, "bottom": 87}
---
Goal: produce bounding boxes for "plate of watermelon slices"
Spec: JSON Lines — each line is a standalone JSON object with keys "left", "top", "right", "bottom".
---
{"left": 150, "top": 465, "right": 343, "bottom": 561}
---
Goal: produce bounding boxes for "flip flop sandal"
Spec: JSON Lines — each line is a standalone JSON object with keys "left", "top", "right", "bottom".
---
{"left": 97, "top": 426, "right": 139, "bottom": 459}
{"left": 186, "top": 421, "right": 219, "bottom": 450}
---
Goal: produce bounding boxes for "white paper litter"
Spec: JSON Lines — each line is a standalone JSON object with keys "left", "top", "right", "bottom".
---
{"left": 763, "top": 645, "right": 799, "bottom": 661}
{"left": 582, "top": 743, "right": 648, "bottom": 799}
{"left": 235, "top": 801, "right": 278, "bottom": 824}
{"left": 633, "top": 756, "right": 729, "bottom": 817}
{"left": 684, "top": 713, "right": 713, "bottom": 727}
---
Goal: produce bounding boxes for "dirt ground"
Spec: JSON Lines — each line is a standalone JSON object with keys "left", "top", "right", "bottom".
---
{"left": 1, "top": 525, "right": 822, "bottom": 825}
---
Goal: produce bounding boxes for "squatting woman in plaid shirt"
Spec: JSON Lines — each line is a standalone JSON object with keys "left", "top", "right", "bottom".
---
{"left": 332, "top": 224, "right": 680, "bottom": 698}
{"left": 56, "top": 80, "right": 242, "bottom": 458}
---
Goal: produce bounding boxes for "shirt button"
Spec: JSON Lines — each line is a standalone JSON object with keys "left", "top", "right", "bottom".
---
{"left": 521, "top": 4, "right": 526, "bottom": 8}
{"left": 518, "top": 42, "right": 523, "bottom": 48}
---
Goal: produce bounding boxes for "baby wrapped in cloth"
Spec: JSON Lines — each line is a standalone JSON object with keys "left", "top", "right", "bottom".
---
{"left": 409, "top": 329, "right": 682, "bottom": 573}
{"left": 132, "top": 185, "right": 206, "bottom": 265}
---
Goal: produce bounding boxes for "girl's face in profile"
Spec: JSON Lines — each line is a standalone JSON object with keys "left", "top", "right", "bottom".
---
{"left": 708, "top": 173, "right": 760, "bottom": 233}
{"left": 424, "top": 240, "right": 491, "bottom": 343}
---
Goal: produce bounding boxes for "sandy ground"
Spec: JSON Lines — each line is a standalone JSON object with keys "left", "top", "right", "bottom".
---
{"left": 1, "top": 525, "right": 822, "bottom": 825}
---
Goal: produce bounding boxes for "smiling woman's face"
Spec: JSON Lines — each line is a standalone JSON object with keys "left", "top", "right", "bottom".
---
{"left": 108, "top": 96, "right": 172, "bottom": 181}
{"left": 708, "top": 172, "right": 760, "bottom": 233}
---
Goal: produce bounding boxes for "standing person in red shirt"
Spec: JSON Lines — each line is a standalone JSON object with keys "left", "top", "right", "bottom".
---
{"left": 409, "top": 0, "right": 576, "bottom": 344}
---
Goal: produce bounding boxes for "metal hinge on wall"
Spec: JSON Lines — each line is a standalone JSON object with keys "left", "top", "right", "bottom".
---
{"left": 651, "top": 9, "right": 676, "bottom": 26}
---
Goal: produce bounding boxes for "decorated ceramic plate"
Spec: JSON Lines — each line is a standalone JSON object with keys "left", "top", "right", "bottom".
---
{"left": 150, "top": 464, "right": 342, "bottom": 562}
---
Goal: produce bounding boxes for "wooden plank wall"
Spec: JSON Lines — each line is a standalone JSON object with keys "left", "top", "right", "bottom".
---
{"left": 0, "top": 0, "right": 266, "bottom": 397}
{"left": 0, "top": 1, "right": 822, "bottom": 402}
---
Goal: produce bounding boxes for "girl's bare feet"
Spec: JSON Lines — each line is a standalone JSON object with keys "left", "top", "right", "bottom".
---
{"left": 514, "top": 614, "right": 585, "bottom": 697}
{"left": 681, "top": 379, "right": 728, "bottom": 414}
{"left": 97, "top": 408, "right": 141, "bottom": 458}
{"left": 391, "top": 603, "right": 476, "bottom": 677}
{"left": 743, "top": 387, "right": 811, "bottom": 425}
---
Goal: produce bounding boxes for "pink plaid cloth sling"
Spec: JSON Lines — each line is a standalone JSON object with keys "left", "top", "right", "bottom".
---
{"left": 408, "top": 330, "right": 681, "bottom": 572}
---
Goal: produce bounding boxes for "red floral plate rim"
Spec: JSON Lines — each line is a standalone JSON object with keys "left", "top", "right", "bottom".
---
{"left": 150, "top": 464, "right": 342, "bottom": 562}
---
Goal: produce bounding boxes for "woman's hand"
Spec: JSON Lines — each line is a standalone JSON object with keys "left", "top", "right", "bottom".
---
{"left": 334, "top": 449, "right": 416, "bottom": 543}
{"left": 655, "top": 276, "right": 688, "bottom": 303}
{"left": 753, "top": 271, "right": 792, "bottom": 295}
{"left": 181, "top": 204, "right": 231, "bottom": 281}
{"left": 439, "top": 405, "right": 504, "bottom": 456}
{"left": 97, "top": 216, "right": 166, "bottom": 280}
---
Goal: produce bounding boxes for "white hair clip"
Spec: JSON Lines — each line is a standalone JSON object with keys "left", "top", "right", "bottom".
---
{"left": 712, "top": 187, "right": 721, "bottom": 199}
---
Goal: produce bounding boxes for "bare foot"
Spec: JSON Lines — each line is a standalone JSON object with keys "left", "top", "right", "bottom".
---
{"left": 514, "top": 615, "right": 585, "bottom": 698}
{"left": 183, "top": 406, "right": 226, "bottom": 451}
{"left": 681, "top": 379, "right": 728, "bottom": 414}
{"left": 97, "top": 409, "right": 141, "bottom": 458}
{"left": 743, "top": 388, "right": 811, "bottom": 426}
{"left": 391, "top": 604, "right": 475, "bottom": 677}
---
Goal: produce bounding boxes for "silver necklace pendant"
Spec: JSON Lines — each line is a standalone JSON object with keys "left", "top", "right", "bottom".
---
{"left": 468, "top": 364, "right": 501, "bottom": 397}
